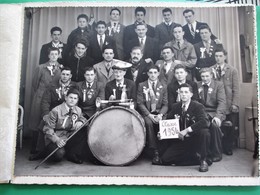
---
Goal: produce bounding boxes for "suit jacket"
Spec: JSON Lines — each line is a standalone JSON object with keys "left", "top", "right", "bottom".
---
{"left": 211, "top": 64, "right": 239, "bottom": 114}
{"left": 137, "top": 80, "right": 168, "bottom": 116}
{"left": 167, "top": 101, "right": 210, "bottom": 132}
{"left": 41, "top": 80, "right": 77, "bottom": 117}
{"left": 155, "top": 60, "right": 177, "bottom": 86}
{"left": 154, "top": 22, "right": 180, "bottom": 50}
{"left": 88, "top": 33, "right": 118, "bottom": 64}
{"left": 183, "top": 21, "right": 217, "bottom": 45}
{"left": 164, "top": 40, "right": 197, "bottom": 69}
{"left": 197, "top": 80, "right": 226, "bottom": 121}
{"left": 106, "top": 22, "right": 125, "bottom": 60}
{"left": 77, "top": 80, "right": 105, "bottom": 117}
{"left": 126, "top": 36, "right": 159, "bottom": 63}
{"left": 167, "top": 79, "right": 199, "bottom": 111}
{"left": 39, "top": 41, "right": 67, "bottom": 65}
{"left": 105, "top": 78, "right": 136, "bottom": 103}
{"left": 125, "top": 59, "right": 153, "bottom": 86}
{"left": 123, "top": 22, "right": 155, "bottom": 52}
{"left": 93, "top": 59, "right": 117, "bottom": 87}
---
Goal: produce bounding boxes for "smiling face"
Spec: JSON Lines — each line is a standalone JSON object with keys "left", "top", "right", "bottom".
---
{"left": 65, "top": 93, "right": 79, "bottom": 107}
{"left": 113, "top": 69, "right": 126, "bottom": 82}
{"left": 75, "top": 43, "right": 87, "bottom": 57}
{"left": 200, "top": 28, "right": 211, "bottom": 42}
{"left": 200, "top": 71, "right": 212, "bottom": 84}
{"left": 77, "top": 18, "right": 88, "bottom": 29}
{"left": 48, "top": 50, "right": 59, "bottom": 62}
{"left": 51, "top": 30, "right": 61, "bottom": 43}
{"left": 163, "top": 11, "right": 172, "bottom": 23}
{"left": 96, "top": 24, "right": 107, "bottom": 35}
{"left": 179, "top": 87, "right": 193, "bottom": 103}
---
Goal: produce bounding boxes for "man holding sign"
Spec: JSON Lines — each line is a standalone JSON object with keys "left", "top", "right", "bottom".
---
{"left": 156, "top": 83, "right": 211, "bottom": 172}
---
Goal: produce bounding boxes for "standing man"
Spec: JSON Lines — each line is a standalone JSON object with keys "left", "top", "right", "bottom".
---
{"left": 165, "top": 24, "right": 197, "bottom": 77}
{"left": 106, "top": 8, "right": 125, "bottom": 60}
{"left": 197, "top": 68, "right": 226, "bottom": 162}
{"left": 194, "top": 25, "right": 223, "bottom": 81}
{"left": 77, "top": 67, "right": 105, "bottom": 118}
{"left": 137, "top": 65, "right": 168, "bottom": 164}
{"left": 182, "top": 9, "right": 218, "bottom": 45}
{"left": 88, "top": 20, "right": 118, "bottom": 64}
{"left": 39, "top": 26, "right": 66, "bottom": 65}
{"left": 155, "top": 8, "right": 180, "bottom": 50}
{"left": 42, "top": 88, "right": 87, "bottom": 164}
{"left": 64, "top": 39, "right": 95, "bottom": 82}
{"left": 158, "top": 83, "right": 211, "bottom": 172}
{"left": 124, "top": 7, "right": 155, "bottom": 52}
{"left": 126, "top": 22, "right": 159, "bottom": 63}
{"left": 155, "top": 46, "right": 177, "bottom": 86}
{"left": 212, "top": 49, "right": 239, "bottom": 155}
{"left": 167, "top": 64, "right": 199, "bottom": 111}
{"left": 105, "top": 62, "right": 136, "bottom": 104}
{"left": 125, "top": 46, "right": 153, "bottom": 86}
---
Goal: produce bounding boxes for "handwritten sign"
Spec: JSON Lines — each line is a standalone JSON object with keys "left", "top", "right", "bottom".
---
{"left": 159, "top": 119, "right": 180, "bottom": 139}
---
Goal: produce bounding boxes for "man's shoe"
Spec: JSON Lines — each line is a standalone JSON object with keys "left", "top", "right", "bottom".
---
{"left": 199, "top": 160, "right": 208, "bottom": 172}
{"left": 206, "top": 158, "right": 213, "bottom": 166}
{"left": 28, "top": 151, "right": 46, "bottom": 161}
{"left": 67, "top": 154, "right": 83, "bottom": 164}
{"left": 212, "top": 156, "right": 222, "bottom": 162}
{"left": 152, "top": 151, "right": 162, "bottom": 165}
{"left": 224, "top": 150, "right": 233, "bottom": 156}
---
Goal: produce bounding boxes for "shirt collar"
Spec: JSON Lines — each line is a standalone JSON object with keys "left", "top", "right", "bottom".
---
{"left": 138, "top": 36, "right": 146, "bottom": 41}
{"left": 148, "top": 79, "right": 157, "bottom": 88}
{"left": 182, "top": 99, "right": 191, "bottom": 110}
{"left": 177, "top": 80, "right": 186, "bottom": 85}
{"left": 52, "top": 41, "right": 60, "bottom": 47}
{"left": 97, "top": 34, "right": 105, "bottom": 39}
{"left": 164, "top": 21, "right": 172, "bottom": 26}
{"left": 202, "top": 81, "right": 211, "bottom": 86}
{"left": 86, "top": 81, "right": 94, "bottom": 88}
{"left": 116, "top": 79, "right": 124, "bottom": 87}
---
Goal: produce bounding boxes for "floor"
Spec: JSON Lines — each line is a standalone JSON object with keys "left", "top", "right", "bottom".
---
{"left": 14, "top": 140, "right": 258, "bottom": 177}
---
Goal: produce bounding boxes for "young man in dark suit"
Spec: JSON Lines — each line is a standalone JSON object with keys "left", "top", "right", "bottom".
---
{"left": 155, "top": 8, "right": 180, "bottom": 50}
{"left": 158, "top": 83, "right": 211, "bottom": 172}
{"left": 39, "top": 26, "right": 66, "bottom": 65}
{"left": 126, "top": 22, "right": 159, "bottom": 63}
{"left": 182, "top": 9, "right": 218, "bottom": 45}
{"left": 123, "top": 7, "right": 155, "bottom": 53}
{"left": 88, "top": 20, "right": 118, "bottom": 64}
{"left": 137, "top": 65, "right": 168, "bottom": 164}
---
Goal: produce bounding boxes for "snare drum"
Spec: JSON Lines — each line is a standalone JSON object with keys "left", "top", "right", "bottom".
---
{"left": 87, "top": 106, "right": 146, "bottom": 166}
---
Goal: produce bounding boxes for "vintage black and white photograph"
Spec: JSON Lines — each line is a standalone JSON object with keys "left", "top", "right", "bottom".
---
{"left": 13, "top": 3, "right": 259, "bottom": 185}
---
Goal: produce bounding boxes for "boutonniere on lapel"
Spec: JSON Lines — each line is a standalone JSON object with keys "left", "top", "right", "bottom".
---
{"left": 105, "top": 41, "right": 109, "bottom": 46}
{"left": 198, "top": 87, "right": 203, "bottom": 94}
{"left": 56, "top": 87, "right": 62, "bottom": 100}
{"left": 82, "top": 89, "right": 95, "bottom": 102}
{"left": 116, "top": 24, "right": 121, "bottom": 33}
{"left": 71, "top": 113, "right": 79, "bottom": 128}
{"left": 208, "top": 45, "right": 214, "bottom": 57}
{"left": 107, "top": 26, "right": 112, "bottom": 36}
{"left": 195, "top": 29, "right": 199, "bottom": 33}
{"left": 200, "top": 47, "right": 206, "bottom": 59}
{"left": 58, "top": 43, "right": 64, "bottom": 54}
{"left": 143, "top": 86, "right": 150, "bottom": 101}
{"left": 208, "top": 88, "right": 213, "bottom": 94}
{"left": 174, "top": 114, "right": 180, "bottom": 119}
{"left": 176, "top": 88, "right": 181, "bottom": 102}
{"left": 186, "top": 114, "right": 196, "bottom": 124}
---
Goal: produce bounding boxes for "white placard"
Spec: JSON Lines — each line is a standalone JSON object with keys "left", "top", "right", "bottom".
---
{"left": 159, "top": 119, "right": 180, "bottom": 139}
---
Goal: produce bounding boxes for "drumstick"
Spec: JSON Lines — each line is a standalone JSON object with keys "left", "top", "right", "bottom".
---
{"left": 34, "top": 112, "right": 98, "bottom": 170}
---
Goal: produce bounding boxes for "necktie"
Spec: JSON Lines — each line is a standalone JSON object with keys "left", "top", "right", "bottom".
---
{"left": 181, "top": 104, "right": 186, "bottom": 129}
{"left": 87, "top": 83, "right": 91, "bottom": 89}
{"left": 99, "top": 35, "right": 103, "bottom": 49}
{"left": 152, "top": 82, "right": 156, "bottom": 92}
{"left": 106, "top": 63, "right": 111, "bottom": 75}
{"left": 140, "top": 38, "right": 144, "bottom": 49}
{"left": 206, "top": 42, "right": 210, "bottom": 53}
{"left": 190, "top": 24, "right": 195, "bottom": 38}
{"left": 177, "top": 41, "right": 181, "bottom": 49}
{"left": 203, "top": 84, "right": 209, "bottom": 102}
{"left": 217, "top": 66, "right": 222, "bottom": 80}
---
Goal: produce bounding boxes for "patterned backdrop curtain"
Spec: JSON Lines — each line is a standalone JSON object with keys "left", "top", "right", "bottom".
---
{"left": 22, "top": 6, "right": 241, "bottom": 134}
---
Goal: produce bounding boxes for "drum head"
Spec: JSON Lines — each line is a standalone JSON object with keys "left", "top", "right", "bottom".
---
{"left": 88, "top": 106, "right": 145, "bottom": 166}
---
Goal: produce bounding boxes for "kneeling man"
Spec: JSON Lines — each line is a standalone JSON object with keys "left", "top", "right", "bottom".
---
{"left": 43, "top": 88, "right": 87, "bottom": 164}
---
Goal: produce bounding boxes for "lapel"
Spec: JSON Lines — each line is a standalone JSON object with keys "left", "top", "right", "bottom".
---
{"left": 206, "top": 81, "right": 215, "bottom": 104}
{"left": 99, "top": 61, "right": 114, "bottom": 79}
{"left": 94, "top": 34, "right": 102, "bottom": 52}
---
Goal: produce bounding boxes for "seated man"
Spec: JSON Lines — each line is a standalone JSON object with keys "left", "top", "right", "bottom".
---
{"left": 155, "top": 46, "right": 177, "bottom": 86}
{"left": 137, "top": 65, "right": 168, "bottom": 164}
{"left": 157, "top": 83, "right": 211, "bottom": 172}
{"left": 42, "top": 88, "right": 87, "bottom": 164}
{"left": 105, "top": 61, "right": 136, "bottom": 105}
{"left": 77, "top": 67, "right": 105, "bottom": 118}
{"left": 197, "top": 68, "right": 226, "bottom": 162}
{"left": 167, "top": 64, "right": 199, "bottom": 111}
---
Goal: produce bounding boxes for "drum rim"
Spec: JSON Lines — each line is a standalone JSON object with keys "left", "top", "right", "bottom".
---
{"left": 87, "top": 106, "right": 146, "bottom": 166}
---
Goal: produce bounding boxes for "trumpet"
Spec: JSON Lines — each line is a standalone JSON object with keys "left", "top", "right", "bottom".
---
{"left": 95, "top": 97, "right": 134, "bottom": 109}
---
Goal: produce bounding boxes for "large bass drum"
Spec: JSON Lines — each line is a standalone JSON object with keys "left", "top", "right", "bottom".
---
{"left": 87, "top": 106, "right": 146, "bottom": 166}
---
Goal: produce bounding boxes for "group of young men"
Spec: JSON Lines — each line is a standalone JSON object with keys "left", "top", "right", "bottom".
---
{"left": 29, "top": 7, "right": 239, "bottom": 172}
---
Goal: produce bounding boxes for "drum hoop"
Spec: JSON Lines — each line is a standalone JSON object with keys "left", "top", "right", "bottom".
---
{"left": 87, "top": 106, "right": 146, "bottom": 166}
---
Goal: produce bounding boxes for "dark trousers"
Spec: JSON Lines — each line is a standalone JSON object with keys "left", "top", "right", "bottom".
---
{"left": 144, "top": 116, "right": 159, "bottom": 150}
{"left": 161, "top": 128, "right": 210, "bottom": 165}
{"left": 222, "top": 113, "right": 236, "bottom": 152}
{"left": 209, "top": 122, "right": 223, "bottom": 158}
{"left": 46, "top": 127, "right": 87, "bottom": 162}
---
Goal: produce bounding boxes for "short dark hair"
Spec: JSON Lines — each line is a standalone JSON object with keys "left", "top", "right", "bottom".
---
{"left": 162, "top": 8, "right": 172, "bottom": 14}
{"left": 215, "top": 48, "right": 227, "bottom": 56}
{"left": 179, "top": 83, "right": 193, "bottom": 93}
{"left": 84, "top": 66, "right": 96, "bottom": 74}
{"left": 161, "top": 46, "right": 174, "bottom": 53}
{"left": 131, "top": 46, "right": 143, "bottom": 54}
{"left": 110, "top": 7, "right": 121, "bottom": 15}
{"left": 173, "top": 24, "right": 183, "bottom": 31}
{"left": 102, "top": 45, "right": 114, "bottom": 54}
{"left": 50, "top": 26, "right": 62, "bottom": 35}
{"left": 183, "top": 9, "right": 195, "bottom": 16}
{"left": 96, "top": 20, "right": 107, "bottom": 28}
{"left": 135, "top": 7, "right": 146, "bottom": 15}
{"left": 74, "top": 39, "right": 89, "bottom": 48}
{"left": 61, "top": 66, "right": 72, "bottom": 74}
{"left": 135, "top": 22, "right": 147, "bottom": 29}
{"left": 148, "top": 65, "right": 160, "bottom": 73}
{"left": 66, "top": 88, "right": 80, "bottom": 98}
{"left": 199, "top": 24, "right": 212, "bottom": 33}
{"left": 47, "top": 47, "right": 60, "bottom": 55}
{"left": 173, "top": 64, "right": 187, "bottom": 73}
{"left": 77, "top": 14, "right": 88, "bottom": 22}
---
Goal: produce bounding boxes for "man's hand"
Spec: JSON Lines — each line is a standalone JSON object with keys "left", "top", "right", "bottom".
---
{"left": 212, "top": 117, "right": 221, "bottom": 127}
{"left": 144, "top": 58, "right": 153, "bottom": 63}
{"left": 157, "top": 132, "right": 162, "bottom": 140}
{"left": 74, "top": 121, "right": 83, "bottom": 131}
{"left": 178, "top": 129, "right": 190, "bottom": 141}
{"left": 148, "top": 114, "right": 157, "bottom": 123}
{"left": 109, "top": 95, "right": 116, "bottom": 101}
{"left": 174, "top": 60, "right": 182, "bottom": 64}
{"left": 230, "top": 105, "right": 239, "bottom": 113}
{"left": 214, "top": 39, "right": 222, "bottom": 44}
{"left": 56, "top": 139, "right": 66, "bottom": 148}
